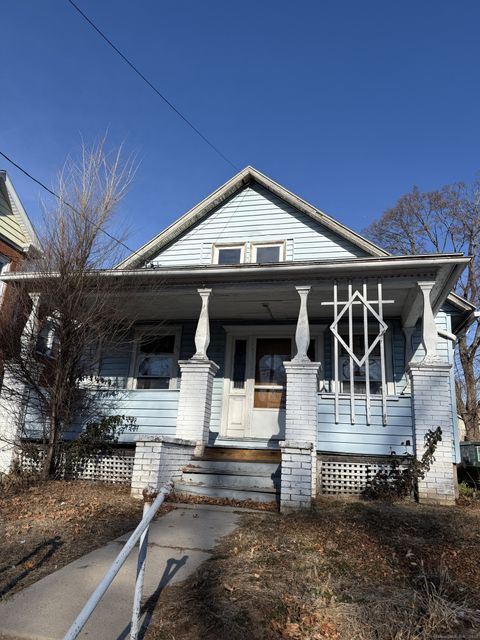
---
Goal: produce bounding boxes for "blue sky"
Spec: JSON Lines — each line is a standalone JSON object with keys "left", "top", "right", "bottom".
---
{"left": 2, "top": 1, "right": 479, "bottom": 257}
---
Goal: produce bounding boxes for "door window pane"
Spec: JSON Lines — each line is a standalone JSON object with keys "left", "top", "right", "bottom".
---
{"left": 255, "top": 246, "right": 280, "bottom": 263}
{"left": 217, "top": 248, "right": 242, "bottom": 264}
{"left": 232, "top": 339, "right": 247, "bottom": 389}
{"left": 255, "top": 338, "right": 291, "bottom": 386}
{"left": 254, "top": 388, "right": 285, "bottom": 409}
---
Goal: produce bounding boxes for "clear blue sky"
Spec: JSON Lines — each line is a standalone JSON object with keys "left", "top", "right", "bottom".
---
{"left": 2, "top": 1, "right": 479, "bottom": 256}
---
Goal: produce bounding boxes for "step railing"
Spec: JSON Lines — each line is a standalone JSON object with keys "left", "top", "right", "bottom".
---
{"left": 63, "top": 481, "right": 173, "bottom": 640}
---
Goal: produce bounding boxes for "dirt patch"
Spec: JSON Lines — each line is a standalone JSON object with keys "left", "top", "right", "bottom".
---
{"left": 144, "top": 498, "right": 480, "bottom": 640}
{"left": 0, "top": 479, "right": 149, "bottom": 600}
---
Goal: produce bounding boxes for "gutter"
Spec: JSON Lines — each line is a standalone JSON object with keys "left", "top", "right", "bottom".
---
{"left": 2, "top": 253, "right": 470, "bottom": 285}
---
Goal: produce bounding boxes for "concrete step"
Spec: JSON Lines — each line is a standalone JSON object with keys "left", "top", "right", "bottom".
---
{"left": 186, "top": 460, "right": 280, "bottom": 476}
{"left": 174, "top": 482, "right": 278, "bottom": 504}
{"left": 181, "top": 472, "right": 279, "bottom": 491}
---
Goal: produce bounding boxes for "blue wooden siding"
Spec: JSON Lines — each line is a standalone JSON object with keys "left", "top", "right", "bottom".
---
{"left": 317, "top": 396, "right": 414, "bottom": 456}
{"left": 150, "top": 185, "right": 368, "bottom": 267}
{"left": 38, "top": 307, "right": 456, "bottom": 458}
{"left": 411, "top": 310, "right": 450, "bottom": 364}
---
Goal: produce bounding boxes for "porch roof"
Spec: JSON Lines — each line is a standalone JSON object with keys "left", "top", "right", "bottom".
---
{"left": 2, "top": 253, "right": 473, "bottom": 330}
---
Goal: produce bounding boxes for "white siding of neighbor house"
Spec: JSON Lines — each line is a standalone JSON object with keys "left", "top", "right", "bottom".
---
{"left": 149, "top": 185, "right": 369, "bottom": 266}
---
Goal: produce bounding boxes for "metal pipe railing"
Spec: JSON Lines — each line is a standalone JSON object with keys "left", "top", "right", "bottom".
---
{"left": 63, "top": 481, "right": 173, "bottom": 640}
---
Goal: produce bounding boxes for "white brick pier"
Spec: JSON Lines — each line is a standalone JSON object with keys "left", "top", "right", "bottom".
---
{"left": 175, "top": 359, "right": 219, "bottom": 455}
{"left": 281, "top": 360, "right": 320, "bottom": 512}
{"left": 408, "top": 362, "right": 457, "bottom": 505}
{"left": 131, "top": 436, "right": 196, "bottom": 497}
{"left": 280, "top": 441, "right": 316, "bottom": 512}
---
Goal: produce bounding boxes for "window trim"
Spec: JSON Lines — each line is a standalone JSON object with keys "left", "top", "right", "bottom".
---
{"left": 250, "top": 241, "right": 285, "bottom": 263}
{"left": 127, "top": 326, "right": 181, "bottom": 390}
{"left": 212, "top": 243, "right": 246, "bottom": 265}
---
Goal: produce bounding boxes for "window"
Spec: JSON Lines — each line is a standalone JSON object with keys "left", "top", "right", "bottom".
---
{"left": 134, "top": 333, "right": 179, "bottom": 389}
{"left": 339, "top": 334, "right": 382, "bottom": 394}
{"left": 213, "top": 244, "right": 245, "bottom": 265}
{"left": 251, "top": 242, "right": 284, "bottom": 263}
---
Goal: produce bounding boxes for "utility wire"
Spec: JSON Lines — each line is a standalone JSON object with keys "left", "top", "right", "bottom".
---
{"left": 66, "top": 0, "right": 239, "bottom": 172}
{"left": 0, "top": 149, "right": 144, "bottom": 260}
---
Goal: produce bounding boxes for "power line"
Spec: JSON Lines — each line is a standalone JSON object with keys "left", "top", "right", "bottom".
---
{"left": 66, "top": 0, "right": 239, "bottom": 172}
{"left": 0, "top": 149, "right": 144, "bottom": 260}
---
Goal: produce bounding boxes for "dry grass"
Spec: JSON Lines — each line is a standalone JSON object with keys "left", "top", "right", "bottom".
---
{"left": 0, "top": 478, "right": 147, "bottom": 600}
{"left": 145, "top": 498, "right": 480, "bottom": 640}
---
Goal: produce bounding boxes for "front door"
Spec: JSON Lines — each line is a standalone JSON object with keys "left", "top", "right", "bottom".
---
{"left": 223, "top": 335, "right": 292, "bottom": 440}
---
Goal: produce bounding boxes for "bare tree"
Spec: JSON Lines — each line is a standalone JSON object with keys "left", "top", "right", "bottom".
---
{"left": 0, "top": 138, "right": 143, "bottom": 478}
{"left": 363, "top": 180, "right": 480, "bottom": 440}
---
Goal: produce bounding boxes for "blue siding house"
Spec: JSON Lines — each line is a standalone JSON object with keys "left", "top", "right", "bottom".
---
{"left": 1, "top": 167, "right": 475, "bottom": 508}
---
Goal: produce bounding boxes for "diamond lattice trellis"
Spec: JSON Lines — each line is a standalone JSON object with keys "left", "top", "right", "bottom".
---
{"left": 329, "top": 290, "right": 388, "bottom": 367}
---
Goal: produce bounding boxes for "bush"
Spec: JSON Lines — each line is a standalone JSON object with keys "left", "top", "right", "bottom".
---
{"left": 364, "top": 427, "right": 442, "bottom": 502}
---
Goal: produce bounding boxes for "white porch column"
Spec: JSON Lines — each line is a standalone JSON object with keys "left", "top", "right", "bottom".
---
{"left": 408, "top": 281, "right": 456, "bottom": 505}
{"left": 175, "top": 288, "right": 219, "bottom": 456}
{"left": 281, "top": 286, "right": 320, "bottom": 512}
{"left": 0, "top": 294, "right": 41, "bottom": 473}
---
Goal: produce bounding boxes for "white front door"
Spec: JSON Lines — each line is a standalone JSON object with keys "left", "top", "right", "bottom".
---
{"left": 223, "top": 334, "right": 293, "bottom": 440}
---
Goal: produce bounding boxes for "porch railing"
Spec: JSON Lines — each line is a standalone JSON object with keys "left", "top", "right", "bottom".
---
{"left": 63, "top": 481, "right": 173, "bottom": 640}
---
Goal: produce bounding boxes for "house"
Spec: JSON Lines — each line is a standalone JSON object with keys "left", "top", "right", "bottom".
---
{"left": 0, "top": 167, "right": 475, "bottom": 510}
{"left": 0, "top": 172, "right": 41, "bottom": 361}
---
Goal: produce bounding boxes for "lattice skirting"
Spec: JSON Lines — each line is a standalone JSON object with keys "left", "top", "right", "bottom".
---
{"left": 18, "top": 446, "right": 134, "bottom": 484}
{"left": 319, "top": 459, "right": 394, "bottom": 495}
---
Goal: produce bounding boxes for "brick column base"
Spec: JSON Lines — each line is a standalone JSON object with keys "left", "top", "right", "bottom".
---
{"left": 280, "top": 441, "right": 315, "bottom": 512}
{"left": 408, "top": 361, "right": 456, "bottom": 506}
{"left": 175, "top": 359, "right": 219, "bottom": 455}
{"left": 131, "top": 436, "right": 196, "bottom": 498}
{"left": 284, "top": 361, "right": 320, "bottom": 443}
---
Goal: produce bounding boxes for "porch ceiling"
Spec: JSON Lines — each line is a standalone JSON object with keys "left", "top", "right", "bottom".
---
{"left": 106, "top": 278, "right": 439, "bottom": 323}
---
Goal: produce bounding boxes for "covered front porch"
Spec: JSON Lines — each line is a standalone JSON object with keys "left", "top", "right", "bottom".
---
{"left": 5, "top": 253, "right": 467, "bottom": 508}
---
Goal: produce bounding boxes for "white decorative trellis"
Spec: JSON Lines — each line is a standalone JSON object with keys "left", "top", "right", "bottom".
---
{"left": 322, "top": 279, "right": 393, "bottom": 426}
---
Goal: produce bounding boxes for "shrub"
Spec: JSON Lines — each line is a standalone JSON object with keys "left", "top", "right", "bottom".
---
{"left": 364, "top": 427, "right": 442, "bottom": 502}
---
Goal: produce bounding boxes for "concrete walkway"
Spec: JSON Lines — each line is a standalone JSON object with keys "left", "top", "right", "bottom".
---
{"left": 0, "top": 504, "right": 242, "bottom": 640}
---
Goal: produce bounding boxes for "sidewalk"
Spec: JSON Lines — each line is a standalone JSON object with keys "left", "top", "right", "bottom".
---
{"left": 0, "top": 503, "right": 242, "bottom": 640}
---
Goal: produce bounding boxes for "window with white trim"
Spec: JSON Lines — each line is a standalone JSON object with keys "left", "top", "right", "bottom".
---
{"left": 251, "top": 242, "right": 285, "bottom": 263}
{"left": 132, "top": 331, "right": 180, "bottom": 389}
{"left": 212, "top": 244, "right": 245, "bottom": 265}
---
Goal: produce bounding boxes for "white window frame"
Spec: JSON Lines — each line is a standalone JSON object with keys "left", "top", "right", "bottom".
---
{"left": 212, "top": 243, "right": 246, "bottom": 265}
{"left": 250, "top": 241, "right": 285, "bottom": 264}
{"left": 127, "top": 326, "right": 181, "bottom": 390}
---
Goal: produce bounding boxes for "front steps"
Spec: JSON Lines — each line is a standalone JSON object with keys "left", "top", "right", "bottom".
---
{"left": 175, "top": 458, "right": 281, "bottom": 504}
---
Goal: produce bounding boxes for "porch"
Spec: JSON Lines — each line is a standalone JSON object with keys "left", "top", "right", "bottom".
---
{"left": 10, "top": 254, "right": 466, "bottom": 508}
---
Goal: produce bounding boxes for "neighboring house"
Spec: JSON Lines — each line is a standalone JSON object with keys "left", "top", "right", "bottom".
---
{"left": 0, "top": 167, "right": 475, "bottom": 509}
{"left": 0, "top": 171, "right": 41, "bottom": 362}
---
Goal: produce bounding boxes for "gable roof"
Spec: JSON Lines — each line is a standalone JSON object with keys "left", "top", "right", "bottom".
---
{"left": 117, "top": 166, "right": 389, "bottom": 269}
{"left": 0, "top": 171, "right": 41, "bottom": 253}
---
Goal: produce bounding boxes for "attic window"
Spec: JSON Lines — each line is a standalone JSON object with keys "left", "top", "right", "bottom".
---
{"left": 213, "top": 244, "right": 245, "bottom": 265}
{"left": 252, "top": 242, "right": 285, "bottom": 263}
